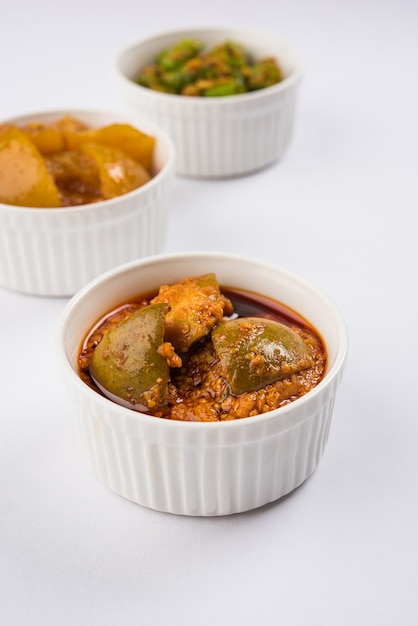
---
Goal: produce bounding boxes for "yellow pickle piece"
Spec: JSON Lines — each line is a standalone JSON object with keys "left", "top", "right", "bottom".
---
{"left": 81, "top": 142, "right": 151, "bottom": 200}
{"left": 65, "top": 123, "right": 155, "bottom": 171}
{"left": 151, "top": 273, "right": 234, "bottom": 353}
{"left": 20, "top": 124, "right": 66, "bottom": 155}
{"left": 0, "top": 126, "right": 61, "bottom": 207}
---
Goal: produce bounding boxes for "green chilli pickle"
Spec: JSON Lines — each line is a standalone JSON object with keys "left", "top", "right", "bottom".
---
{"left": 135, "top": 39, "right": 284, "bottom": 97}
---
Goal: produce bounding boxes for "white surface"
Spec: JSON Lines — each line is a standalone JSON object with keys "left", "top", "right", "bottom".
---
{"left": 0, "top": 0, "right": 417, "bottom": 623}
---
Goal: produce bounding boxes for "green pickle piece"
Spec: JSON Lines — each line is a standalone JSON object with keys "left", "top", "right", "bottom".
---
{"left": 245, "top": 57, "right": 284, "bottom": 90}
{"left": 157, "top": 39, "right": 203, "bottom": 71}
{"left": 89, "top": 303, "right": 169, "bottom": 411}
{"left": 203, "top": 80, "right": 246, "bottom": 97}
{"left": 211, "top": 317, "right": 312, "bottom": 396}
{"left": 208, "top": 41, "right": 248, "bottom": 69}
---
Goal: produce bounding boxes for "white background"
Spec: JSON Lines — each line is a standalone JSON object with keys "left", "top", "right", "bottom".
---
{"left": 1, "top": 0, "right": 417, "bottom": 624}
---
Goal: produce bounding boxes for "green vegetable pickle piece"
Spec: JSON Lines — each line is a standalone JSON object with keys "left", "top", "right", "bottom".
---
{"left": 208, "top": 41, "right": 248, "bottom": 69}
{"left": 157, "top": 39, "right": 204, "bottom": 72}
{"left": 211, "top": 317, "right": 313, "bottom": 395}
{"left": 89, "top": 303, "right": 169, "bottom": 411}
{"left": 245, "top": 57, "right": 284, "bottom": 90}
{"left": 203, "top": 80, "right": 246, "bottom": 96}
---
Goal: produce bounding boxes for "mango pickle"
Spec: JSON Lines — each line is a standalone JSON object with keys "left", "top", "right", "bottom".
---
{"left": 80, "top": 143, "right": 151, "bottom": 200}
{"left": 136, "top": 39, "right": 283, "bottom": 96}
{"left": 89, "top": 303, "right": 172, "bottom": 412}
{"left": 79, "top": 274, "right": 327, "bottom": 421}
{"left": 0, "top": 126, "right": 61, "bottom": 208}
{"left": 211, "top": 318, "right": 313, "bottom": 395}
{"left": 0, "top": 115, "right": 155, "bottom": 208}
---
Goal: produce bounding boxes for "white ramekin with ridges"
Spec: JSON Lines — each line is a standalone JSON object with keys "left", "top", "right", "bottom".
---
{"left": 56, "top": 252, "right": 348, "bottom": 516}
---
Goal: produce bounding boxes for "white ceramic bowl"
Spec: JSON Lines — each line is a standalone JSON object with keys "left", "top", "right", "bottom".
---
{"left": 56, "top": 252, "right": 348, "bottom": 516}
{"left": 115, "top": 27, "right": 302, "bottom": 178}
{"left": 0, "top": 109, "right": 174, "bottom": 296}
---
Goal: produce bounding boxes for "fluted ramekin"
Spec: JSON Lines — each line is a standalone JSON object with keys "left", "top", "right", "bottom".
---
{"left": 0, "top": 109, "right": 174, "bottom": 296}
{"left": 56, "top": 252, "right": 348, "bottom": 516}
{"left": 115, "top": 27, "right": 302, "bottom": 178}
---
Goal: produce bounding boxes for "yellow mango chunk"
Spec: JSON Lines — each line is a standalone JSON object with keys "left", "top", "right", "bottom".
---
{"left": 21, "top": 124, "right": 66, "bottom": 155}
{"left": 0, "top": 127, "right": 61, "bottom": 207}
{"left": 20, "top": 115, "right": 89, "bottom": 155}
{"left": 81, "top": 142, "right": 151, "bottom": 200}
{"left": 51, "top": 114, "right": 89, "bottom": 134}
{"left": 65, "top": 124, "right": 155, "bottom": 170}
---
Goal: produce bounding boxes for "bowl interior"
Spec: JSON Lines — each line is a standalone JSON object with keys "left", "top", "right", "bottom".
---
{"left": 0, "top": 109, "right": 174, "bottom": 204}
{"left": 117, "top": 27, "right": 302, "bottom": 88}
{"left": 60, "top": 253, "right": 347, "bottom": 391}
